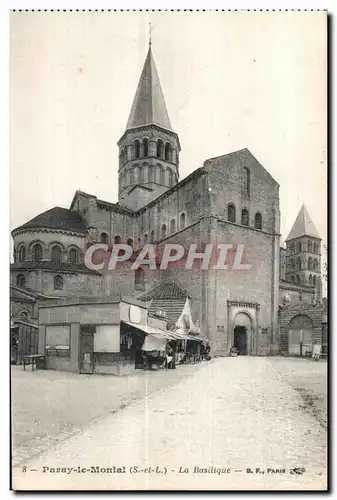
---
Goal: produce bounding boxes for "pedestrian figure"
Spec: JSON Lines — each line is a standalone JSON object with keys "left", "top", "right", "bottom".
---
{"left": 230, "top": 345, "right": 239, "bottom": 357}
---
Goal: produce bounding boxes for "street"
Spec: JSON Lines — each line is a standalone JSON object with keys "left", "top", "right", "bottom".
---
{"left": 12, "top": 357, "right": 327, "bottom": 491}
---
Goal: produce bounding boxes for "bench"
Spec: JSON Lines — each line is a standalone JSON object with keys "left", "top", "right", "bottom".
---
{"left": 23, "top": 354, "right": 46, "bottom": 371}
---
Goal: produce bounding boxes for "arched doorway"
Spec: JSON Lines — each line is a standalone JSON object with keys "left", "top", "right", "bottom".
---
{"left": 233, "top": 312, "right": 252, "bottom": 355}
{"left": 288, "top": 314, "right": 314, "bottom": 356}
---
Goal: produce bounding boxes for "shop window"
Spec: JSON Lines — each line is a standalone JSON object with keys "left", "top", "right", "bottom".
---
{"left": 45, "top": 325, "right": 70, "bottom": 357}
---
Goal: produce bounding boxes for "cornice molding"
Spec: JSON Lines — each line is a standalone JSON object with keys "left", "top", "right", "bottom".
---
{"left": 227, "top": 300, "right": 260, "bottom": 310}
{"left": 12, "top": 227, "right": 87, "bottom": 239}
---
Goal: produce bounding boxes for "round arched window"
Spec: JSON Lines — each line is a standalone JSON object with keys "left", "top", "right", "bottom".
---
{"left": 68, "top": 248, "right": 79, "bottom": 264}
{"left": 32, "top": 244, "right": 43, "bottom": 262}
{"left": 51, "top": 245, "right": 62, "bottom": 265}
{"left": 53, "top": 275, "right": 64, "bottom": 290}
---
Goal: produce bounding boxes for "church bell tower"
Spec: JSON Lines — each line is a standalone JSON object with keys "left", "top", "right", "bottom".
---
{"left": 285, "top": 204, "right": 322, "bottom": 300}
{"left": 117, "top": 44, "right": 180, "bottom": 210}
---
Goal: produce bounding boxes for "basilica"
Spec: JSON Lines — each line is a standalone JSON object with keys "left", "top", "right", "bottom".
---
{"left": 10, "top": 44, "right": 325, "bottom": 358}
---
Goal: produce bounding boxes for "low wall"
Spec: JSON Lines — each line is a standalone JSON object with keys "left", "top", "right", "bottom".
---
{"left": 93, "top": 352, "right": 135, "bottom": 376}
{"left": 94, "top": 361, "right": 135, "bottom": 376}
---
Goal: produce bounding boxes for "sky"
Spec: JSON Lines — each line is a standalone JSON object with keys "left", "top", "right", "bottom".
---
{"left": 10, "top": 11, "right": 327, "bottom": 249}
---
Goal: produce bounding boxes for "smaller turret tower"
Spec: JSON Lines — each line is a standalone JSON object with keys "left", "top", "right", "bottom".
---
{"left": 285, "top": 204, "right": 322, "bottom": 299}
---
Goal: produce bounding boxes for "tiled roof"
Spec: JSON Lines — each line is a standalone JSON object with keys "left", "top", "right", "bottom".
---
{"left": 12, "top": 207, "right": 88, "bottom": 235}
{"left": 138, "top": 281, "right": 190, "bottom": 301}
{"left": 10, "top": 285, "right": 57, "bottom": 302}
{"left": 138, "top": 282, "right": 190, "bottom": 324}
{"left": 10, "top": 261, "right": 101, "bottom": 275}
{"left": 148, "top": 298, "right": 186, "bottom": 325}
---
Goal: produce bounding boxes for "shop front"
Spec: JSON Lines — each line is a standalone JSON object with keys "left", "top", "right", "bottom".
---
{"left": 38, "top": 297, "right": 167, "bottom": 375}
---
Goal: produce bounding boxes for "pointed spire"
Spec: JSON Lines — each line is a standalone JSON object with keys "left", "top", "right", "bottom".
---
{"left": 125, "top": 46, "right": 172, "bottom": 132}
{"left": 286, "top": 204, "right": 321, "bottom": 241}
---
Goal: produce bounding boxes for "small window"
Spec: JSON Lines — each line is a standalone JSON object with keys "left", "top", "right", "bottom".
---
{"left": 170, "top": 219, "right": 176, "bottom": 234}
{"left": 308, "top": 257, "right": 313, "bottom": 270}
{"left": 296, "top": 275, "right": 300, "bottom": 284}
{"left": 127, "top": 169, "right": 133, "bottom": 184}
{"left": 18, "top": 246, "right": 26, "bottom": 262}
{"left": 114, "top": 235, "right": 121, "bottom": 244}
{"left": 242, "top": 167, "right": 250, "bottom": 196}
{"left": 134, "top": 140, "right": 140, "bottom": 159}
{"left": 291, "top": 275, "right": 295, "bottom": 282}
{"left": 68, "top": 248, "right": 79, "bottom": 264}
{"left": 309, "top": 275, "right": 313, "bottom": 285}
{"left": 308, "top": 240, "right": 313, "bottom": 252}
{"left": 313, "top": 275, "right": 317, "bottom": 286}
{"left": 16, "top": 274, "right": 25, "bottom": 287}
{"left": 149, "top": 165, "right": 156, "bottom": 183}
{"left": 313, "top": 259, "right": 318, "bottom": 272}
{"left": 100, "top": 233, "right": 109, "bottom": 245}
{"left": 33, "top": 243, "right": 43, "bottom": 261}
{"left": 159, "top": 165, "right": 165, "bottom": 184}
{"left": 227, "top": 204, "right": 236, "bottom": 223}
{"left": 167, "top": 168, "right": 173, "bottom": 187}
{"left": 180, "top": 213, "right": 186, "bottom": 230}
{"left": 150, "top": 230, "right": 155, "bottom": 243}
{"left": 143, "top": 138, "right": 149, "bottom": 157}
{"left": 137, "top": 166, "right": 144, "bottom": 184}
{"left": 254, "top": 212, "right": 262, "bottom": 230}
{"left": 144, "top": 234, "right": 148, "bottom": 243}
{"left": 297, "top": 242, "right": 302, "bottom": 253}
{"left": 241, "top": 209, "right": 249, "bottom": 226}
{"left": 161, "top": 224, "right": 167, "bottom": 239}
{"left": 296, "top": 258, "right": 301, "bottom": 271}
{"left": 157, "top": 140, "right": 163, "bottom": 158}
{"left": 291, "top": 245, "right": 295, "bottom": 255}
{"left": 165, "top": 143, "right": 172, "bottom": 162}
{"left": 19, "top": 310, "right": 29, "bottom": 320}
{"left": 51, "top": 245, "right": 62, "bottom": 265}
{"left": 313, "top": 242, "right": 319, "bottom": 254}
{"left": 54, "top": 275, "right": 64, "bottom": 290}
{"left": 127, "top": 238, "right": 133, "bottom": 248}
{"left": 135, "top": 268, "right": 145, "bottom": 291}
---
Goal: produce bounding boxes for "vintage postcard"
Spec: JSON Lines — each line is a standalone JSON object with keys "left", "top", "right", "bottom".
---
{"left": 10, "top": 10, "right": 328, "bottom": 491}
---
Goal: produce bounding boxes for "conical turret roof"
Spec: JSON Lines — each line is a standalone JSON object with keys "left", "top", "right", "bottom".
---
{"left": 125, "top": 46, "right": 172, "bottom": 131}
{"left": 286, "top": 204, "right": 321, "bottom": 241}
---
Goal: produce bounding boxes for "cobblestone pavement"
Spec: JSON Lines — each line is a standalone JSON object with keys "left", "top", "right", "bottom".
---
{"left": 12, "top": 357, "right": 327, "bottom": 491}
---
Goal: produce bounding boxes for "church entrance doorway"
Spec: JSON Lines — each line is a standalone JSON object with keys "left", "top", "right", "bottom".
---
{"left": 288, "top": 314, "right": 314, "bottom": 356}
{"left": 234, "top": 326, "right": 247, "bottom": 355}
{"left": 231, "top": 311, "right": 253, "bottom": 354}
